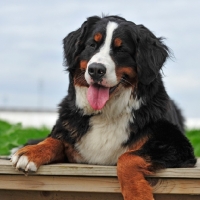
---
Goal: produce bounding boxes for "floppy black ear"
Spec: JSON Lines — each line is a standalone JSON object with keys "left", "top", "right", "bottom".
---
{"left": 136, "top": 25, "right": 169, "bottom": 85}
{"left": 63, "top": 16, "right": 101, "bottom": 73}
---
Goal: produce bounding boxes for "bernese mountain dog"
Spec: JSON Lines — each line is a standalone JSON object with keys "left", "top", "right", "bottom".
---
{"left": 11, "top": 15, "right": 196, "bottom": 200}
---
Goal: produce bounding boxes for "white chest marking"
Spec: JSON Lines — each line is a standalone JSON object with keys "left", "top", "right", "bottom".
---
{"left": 75, "top": 87, "right": 142, "bottom": 165}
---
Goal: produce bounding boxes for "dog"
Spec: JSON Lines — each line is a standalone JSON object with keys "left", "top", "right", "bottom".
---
{"left": 11, "top": 15, "right": 196, "bottom": 200}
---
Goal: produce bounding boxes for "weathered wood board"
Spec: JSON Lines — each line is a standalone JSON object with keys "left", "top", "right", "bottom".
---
{"left": 0, "top": 158, "right": 199, "bottom": 200}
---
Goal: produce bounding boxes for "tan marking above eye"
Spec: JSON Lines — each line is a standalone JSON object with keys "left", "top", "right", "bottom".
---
{"left": 94, "top": 33, "right": 102, "bottom": 42}
{"left": 80, "top": 60, "right": 88, "bottom": 70}
{"left": 114, "top": 38, "right": 122, "bottom": 47}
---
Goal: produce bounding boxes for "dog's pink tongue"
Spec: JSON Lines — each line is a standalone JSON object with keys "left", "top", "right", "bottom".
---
{"left": 87, "top": 85, "right": 109, "bottom": 110}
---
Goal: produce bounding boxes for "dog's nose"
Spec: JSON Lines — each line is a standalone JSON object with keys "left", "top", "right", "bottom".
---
{"left": 88, "top": 63, "right": 106, "bottom": 81}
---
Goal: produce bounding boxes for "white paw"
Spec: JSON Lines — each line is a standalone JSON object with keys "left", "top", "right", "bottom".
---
{"left": 11, "top": 154, "right": 38, "bottom": 172}
{"left": 11, "top": 153, "right": 19, "bottom": 166}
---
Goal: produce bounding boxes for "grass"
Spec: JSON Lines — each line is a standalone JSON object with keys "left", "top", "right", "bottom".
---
{"left": 0, "top": 119, "right": 50, "bottom": 155}
{"left": 0, "top": 119, "right": 200, "bottom": 157}
{"left": 186, "top": 130, "right": 200, "bottom": 157}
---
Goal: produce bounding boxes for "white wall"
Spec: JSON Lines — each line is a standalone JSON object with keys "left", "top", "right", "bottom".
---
{"left": 0, "top": 111, "right": 58, "bottom": 128}
{"left": 0, "top": 111, "right": 200, "bottom": 129}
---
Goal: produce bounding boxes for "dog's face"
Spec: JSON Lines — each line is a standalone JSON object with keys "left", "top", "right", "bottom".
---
{"left": 64, "top": 16, "right": 169, "bottom": 111}
{"left": 83, "top": 20, "right": 137, "bottom": 87}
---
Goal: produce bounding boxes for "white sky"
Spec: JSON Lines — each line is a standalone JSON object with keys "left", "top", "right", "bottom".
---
{"left": 0, "top": 0, "right": 200, "bottom": 118}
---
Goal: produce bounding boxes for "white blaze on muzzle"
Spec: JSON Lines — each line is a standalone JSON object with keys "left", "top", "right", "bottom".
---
{"left": 85, "top": 21, "right": 119, "bottom": 110}
{"left": 85, "top": 21, "right": 118, "bottom": 87}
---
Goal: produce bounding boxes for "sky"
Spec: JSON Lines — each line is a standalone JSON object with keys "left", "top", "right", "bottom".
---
{"left": 0, "top": 0, "right": 200, "bottom": 118}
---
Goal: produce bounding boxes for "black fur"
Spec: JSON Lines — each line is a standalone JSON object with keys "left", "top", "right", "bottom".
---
{"left": 135, "top": 120, "right": 196, "bottom": 169}
{"left": 51, "top": 15, "right": 196, "bottom": 169}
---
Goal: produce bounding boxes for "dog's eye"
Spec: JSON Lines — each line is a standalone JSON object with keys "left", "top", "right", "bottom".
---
{"left": 90, "top": 43, "right": 96, "bottom": 48}
{"left": 88, "top": 42, "right": 96, "bottom": 49}
{"left": 116, "top": 47, "right": 125, "bottom": 53}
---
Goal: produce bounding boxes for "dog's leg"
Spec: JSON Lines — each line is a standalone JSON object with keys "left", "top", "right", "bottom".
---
{"left": 117, "top": 151, "right": 153, "bottom": 200}
{"left": 11, "top": 137, "right": 65, "bottom": 172}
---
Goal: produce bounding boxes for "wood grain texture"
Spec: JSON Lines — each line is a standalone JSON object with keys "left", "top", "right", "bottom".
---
{"left": 0, "top": 174, "right": 200, "bottom": 194}
{"left": 0, "top": 159, "right": 117, "bottom": 176}
{"left": 0, "top": 190, "right": 124, "bottom": 200}
{"left": 1, "top": 190, "right": 199, "bottom": 200}
{"left": 0, "top": 159, "right": 200, "bottom": 178}
{"left": 154, "top": 194, "right": 200, "bottom": 200}
{"left": 0, "top": 175, "right": 120, "bottom": 193}
{"left": 0, "top": 158, "right": 200, "bottom": 199}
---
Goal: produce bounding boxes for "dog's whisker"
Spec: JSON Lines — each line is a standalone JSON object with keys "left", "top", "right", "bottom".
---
{"left": 74, "top": 72, "right": 85, "bottom": 82}
{"left": 120, "top": 77, "right": 134, "bottom": 87}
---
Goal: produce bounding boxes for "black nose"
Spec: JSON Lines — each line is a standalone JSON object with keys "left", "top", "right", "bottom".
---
{"left": 88, "top": 63, "right": 106, "bottom": 81}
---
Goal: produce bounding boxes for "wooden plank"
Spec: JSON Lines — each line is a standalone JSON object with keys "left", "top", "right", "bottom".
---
{"left": 0, "top": 159, "right": 117, "bottom": 176}
{"left": 154, "top": 194, "right": 200, "bottom": 200}
{"left": 0, "top": 158, "right": 200, "bottom": 198}
{"left": 0, "top": 159, "right": 200, "bottom": 178}
{"left": 1, "top": 190, "right": 199, "bottom": 200}
{"left": 0, "top": 190, "right": 200, "bottom": 200}
{"left": 0, "top": 175, "right": 120, "bottom": 193}
{"left": 148, "top": 178, "right": 200, "bottom": 194}
{"left": 0, "top": 174, "right": 200, "bottom": 194}
{"left": 0, "top": 190, "right": 123, "bottom": 200}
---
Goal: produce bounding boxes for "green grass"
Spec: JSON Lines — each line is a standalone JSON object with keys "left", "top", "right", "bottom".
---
{"left": 0, "top": 119, "right": 50, "bottom": 155}
{"left": 186, "top": 129, "right": 200, "bottom": 157}
{"left": 0, "top": 119, "right": 200, "bottom": 157}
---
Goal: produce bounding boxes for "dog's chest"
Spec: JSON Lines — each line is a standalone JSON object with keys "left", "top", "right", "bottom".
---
{"left": 74, "top": 86, "right": 142, "bottom": 165}
{"left": 75, "top": 113, "right": 131, "bottom": 165}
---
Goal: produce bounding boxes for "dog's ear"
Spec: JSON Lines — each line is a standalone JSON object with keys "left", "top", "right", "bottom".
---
{"left": 136, "top": 25, "right": 169, "bottom": 85}
{"left": 63, "top": 16, "right": 101, "bottom": 72}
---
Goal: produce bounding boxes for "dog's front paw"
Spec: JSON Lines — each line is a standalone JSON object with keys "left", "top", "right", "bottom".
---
{"left": 11, "top": 145, "right": 42, "bottom": 173}
{"left": 11, "top": 137, "right": 65, "bottom": 173}
{"left": 11, "top": 153, "right": 38, "bottom": 172}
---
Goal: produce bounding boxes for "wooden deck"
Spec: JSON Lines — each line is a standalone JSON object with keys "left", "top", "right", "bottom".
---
{"left": 0, "top": 158, "right": 200, "bottom": 200}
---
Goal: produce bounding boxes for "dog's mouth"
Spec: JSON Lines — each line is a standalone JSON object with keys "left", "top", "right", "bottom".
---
{"left": 87, "top": 83, "right": 120, "bottom": 110}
